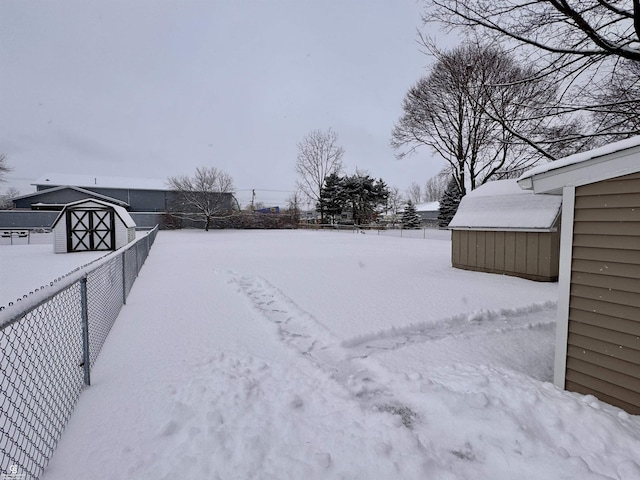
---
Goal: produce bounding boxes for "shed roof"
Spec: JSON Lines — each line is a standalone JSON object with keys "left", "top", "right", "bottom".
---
{"left": 34, "top": 173, "right": 168, "bottom": 191}
{"left": 51, "top": 199, "right": 136, "bottom": 229}
{"left": 448, "top": 179, "right": 562, "bottom": 231}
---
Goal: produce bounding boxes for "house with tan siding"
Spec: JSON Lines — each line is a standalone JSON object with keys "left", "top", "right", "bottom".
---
{"left": 518, "top": 136, "right": 640, "bottom": 415}
{"left": 448, "top": 179, "right": 562, "bottom": 282}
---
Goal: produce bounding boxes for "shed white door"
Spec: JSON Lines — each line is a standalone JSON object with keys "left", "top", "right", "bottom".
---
{"left": 66, "top": 208, "right": 115, "bottom": 252}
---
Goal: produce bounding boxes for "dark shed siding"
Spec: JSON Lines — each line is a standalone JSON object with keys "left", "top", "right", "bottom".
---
{"left": 566, "top": 172, "right": 640, "bottom": 414}
{"left": 452, "top": 229, "right": 560, "bottom": 281}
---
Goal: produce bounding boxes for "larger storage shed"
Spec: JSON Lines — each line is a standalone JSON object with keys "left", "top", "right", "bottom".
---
{"left": 52, "top": 199, "right": 136, "bottom": 253}
{"left": 518, "top": 136, "right": 640, "bottom": 415}
{"left": 448, "top": 180, "right": 562, "bottom": 282}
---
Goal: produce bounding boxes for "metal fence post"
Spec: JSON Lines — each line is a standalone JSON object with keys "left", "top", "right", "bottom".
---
{"left": 80, "top": 276, "right": 91, "bottom": 386}
{"left": 121, "top": 252, "right": 127, "bottom": 305}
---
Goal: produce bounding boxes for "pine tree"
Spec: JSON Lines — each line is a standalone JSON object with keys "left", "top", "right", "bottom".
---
{"left": 402, "top": 200, "right": 421, "bottom": 229}
{"left": 438, "top": 178, "right": 462, "bottom": 228}
{"left": 318, "top": 172, "right": 345, "bottom": 223}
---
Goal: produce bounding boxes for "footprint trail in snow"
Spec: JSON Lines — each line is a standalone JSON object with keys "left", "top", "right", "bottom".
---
{"left": 224, "top": 270, "right": 556, "bottom": 424}
{"left": 225, "top": 272, "right": 399, "bottom": 409}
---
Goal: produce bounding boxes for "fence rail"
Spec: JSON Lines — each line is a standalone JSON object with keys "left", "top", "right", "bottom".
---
{"left": 0, "top": 226, "right": 158, "bottom": 480}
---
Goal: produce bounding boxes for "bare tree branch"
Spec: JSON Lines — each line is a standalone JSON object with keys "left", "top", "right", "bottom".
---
{"left": 423, "top": 0, "right": 640, "bottom": 146}
{"left": 391, "top": 43, "right": 564, "bottom": 194}
{"left": 0, "top": 154, "right": 11, "bottom": 183}
{"left": 167, "top": 166, "right": 235, "bottom": 230}
{"left": 295, "top": 128, "right": 344, "bottom": 223}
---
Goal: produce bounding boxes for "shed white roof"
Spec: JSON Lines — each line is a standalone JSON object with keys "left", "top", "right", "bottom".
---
{"left": 34, "top": 173, "right": 168, "bottom": 191}
{"left": 448, "top": 179, "right": 562, "bottom": 231}
{"left": 52, "top": 199, "right": 136, "bottom": 229}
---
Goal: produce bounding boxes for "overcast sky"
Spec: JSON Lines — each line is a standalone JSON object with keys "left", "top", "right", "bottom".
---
{"left": 1, "top": 0, "right": 453, "bottom": 207}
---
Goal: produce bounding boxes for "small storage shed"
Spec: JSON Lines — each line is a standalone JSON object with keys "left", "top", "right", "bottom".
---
{"left": 518, "top": 136, "right": 640, "bottom": 414}
{"left": 448, "top": 179, "right": 562, "bottom": 281}
{"left": 52, "top": 199, "right": 136, "bottom": 253}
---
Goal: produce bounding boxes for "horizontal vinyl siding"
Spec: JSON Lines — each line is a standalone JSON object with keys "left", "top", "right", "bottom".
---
{"left": 566, "top": 172, "right": 640, "bottom": 414}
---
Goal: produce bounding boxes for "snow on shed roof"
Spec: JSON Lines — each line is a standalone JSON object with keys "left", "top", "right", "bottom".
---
{"left": 51, "top": 199, "right": 136, "bottom": 229}
{"left": 448, "top": 179, "right": 562, "bottom": 231}
{"left": 34, "top": 173, "right": 168, "bottom": 191}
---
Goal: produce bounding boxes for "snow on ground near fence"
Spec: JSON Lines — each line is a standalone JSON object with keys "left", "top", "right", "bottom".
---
{"left": 0, "top": 231, "right": 149, "bottom": 308}
{"left": 28, "top": 230, "right": 640, "bottom": 479}
{"left": 0, "top": 233, "right": 107, "bottom": 308}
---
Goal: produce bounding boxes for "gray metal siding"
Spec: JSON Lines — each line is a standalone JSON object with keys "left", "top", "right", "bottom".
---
{"left": 76, "top": 187, "right": 168, "bottom": 212}
{"left": 566, "top": 172, "right": 640, "bottom": 414}
{"left": 0, "top": 211, "right": 59, "bottom": 228}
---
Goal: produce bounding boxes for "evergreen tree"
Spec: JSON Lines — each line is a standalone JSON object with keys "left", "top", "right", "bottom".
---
{"left": 438, "top": 178, "right": 462, "bottom": 228}
{"left": 341, "top": 173, "right": 390, "bottom": 225}
{"left": 318, "top": 172, "right": 345, "bottom": 223}
{"left": 402, "top": 200, "right": 421, "bottom": 229}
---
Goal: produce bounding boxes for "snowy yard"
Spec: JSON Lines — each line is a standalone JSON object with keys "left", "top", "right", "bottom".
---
{"left": 0, "top": 232, "right": 107, "bottom": 308}
{"left": 5, "top": 230, "right": 639, "bottom": 479}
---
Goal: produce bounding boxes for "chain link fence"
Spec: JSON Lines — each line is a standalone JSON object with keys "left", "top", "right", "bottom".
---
{"left": 0, "top": 226, "right": 158, "bottom": 480}
{"left": 298, "top": 223, "right": 451, "bottom": 241}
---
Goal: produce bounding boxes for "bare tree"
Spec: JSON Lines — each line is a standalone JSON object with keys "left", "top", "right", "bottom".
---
{"left": 424, "top": 172, "right": 448, "bottom": 202}
{"left": 167, "top": 166, "right": 234, "bottom": 231}
{"left": 386, "top": 186, "right": 405, "bottom": 227}
{"left": 392, "top": 43, "right": 559, "bottom": 195}
{"left": 590, "top": 59, "right": 640, "bottom": 140}
{"left": 406, "top": 182, "right": 422, "bottom": 204}
{"left": 295, "top": 128, "right": 344, "bottom": 223}
{"left": 0, "top": 187, "right": 20, "bottom": 210}
{"left": 0, "top": 154, "right": 11, "bottom": 183}
{"left": 286, "top": 190, "right": 302, "bottom": 226}
{"left": 423, "top": 0, "right": 640, "bottom": 143}
{"left": 425, "top": 1, "right": 640, "bottom": 65}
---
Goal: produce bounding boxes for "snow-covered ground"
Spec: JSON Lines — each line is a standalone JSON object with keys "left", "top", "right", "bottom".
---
{"left": 0, "top": 233, "right": 107, "bottom": 308}
{"left": 8, "top": 230, "right": 639, "bottom": 479}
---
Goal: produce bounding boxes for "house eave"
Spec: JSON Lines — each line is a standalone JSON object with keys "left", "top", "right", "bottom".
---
{"left": 519, "top": 141, "right": 640, "bottom": 194}
{"left": 449, "top": 226, "right": 557, "bottom": 233}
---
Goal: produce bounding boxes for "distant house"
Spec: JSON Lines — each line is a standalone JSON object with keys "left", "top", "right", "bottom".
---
{"left": 518, "top": 136, "right": 640, "bottom": 415}
{"left": 448, "top": 179, "right": 562, "bottom": 282}
{"left": 415, "top": 201, "right": 440, "bottom": 226}
{"left": 5, "top": 173, "right": 234, "bottom": 229}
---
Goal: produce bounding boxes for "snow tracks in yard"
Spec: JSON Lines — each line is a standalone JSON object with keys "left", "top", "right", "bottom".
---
{"left": 224, "top": 270, "right": 556, "bottom": 419}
